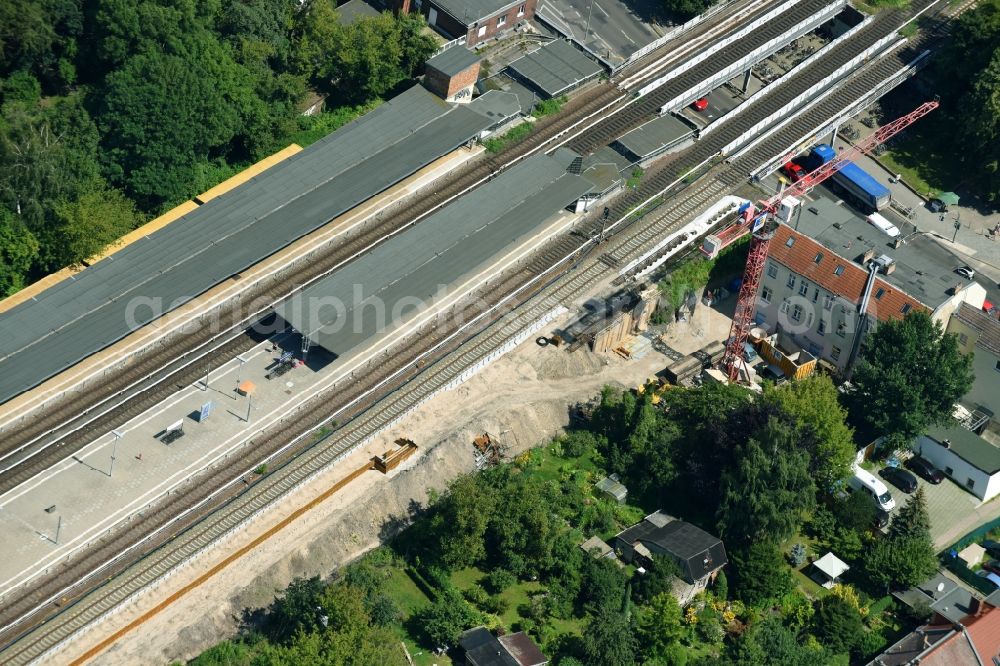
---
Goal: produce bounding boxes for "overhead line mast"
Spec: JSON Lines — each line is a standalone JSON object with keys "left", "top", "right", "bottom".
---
{"left": 720, "top": 101, "right": 940, "bottom": 382}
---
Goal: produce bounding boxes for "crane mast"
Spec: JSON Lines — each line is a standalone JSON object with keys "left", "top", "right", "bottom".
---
{"left": 721, "top": 101, "right": 939, "bottom": 382}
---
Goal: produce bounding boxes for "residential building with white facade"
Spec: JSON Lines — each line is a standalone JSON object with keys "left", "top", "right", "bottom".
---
{"left": 753, "top": 197, "right": 986, "bottom": 374}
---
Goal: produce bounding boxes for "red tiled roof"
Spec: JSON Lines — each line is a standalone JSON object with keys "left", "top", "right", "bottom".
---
{"left": 966, "top": 604, "right": 1000, "bottom": 662}
{"left": 767, "top": 224, "right": 926, "bottom": 323}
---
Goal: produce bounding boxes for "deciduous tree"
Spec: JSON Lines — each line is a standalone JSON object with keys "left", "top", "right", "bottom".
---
{"left": 583, "top": 606, "right": 637, "bottom": 666}
{"left": 846, "top": 311, "right": 973, "bottom": 447}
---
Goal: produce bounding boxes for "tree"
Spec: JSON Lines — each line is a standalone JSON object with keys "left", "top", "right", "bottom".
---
{"left": 730, "top": 616, "right": 825, "bottom": 666}
{"left": 636, "top": 592, "right": 683, "bottom": 659}
{"left": 263, "top": 576, "right": 326, "bottom": 643}
{"left": 812, "top": 596, "right": 864, "bottom": 654}
{"left": 866, "top": 534, "right": 938, "bottom": 590}
{"left": 579, "top": 556, "right": 629, "bottom": 613}
{"left": 764, "top": 375, "right": 855, "bottom": 488}
{"left": 423, "top": 473, "right": 495, "bottom": 570}
{"left": 0, "top": 208, "right": 38, "bottom": 295}
{"left": 583, "top": 607, "right": 637, "bottom": 666}
{"left": 418, "top": 588, "right": 481, "bottom": 648}
{"left": 717, "top": 417, "right": 815, "bottom": 546}
{"left": 889, "top": 486, "right": 932, "bottom": 541}
{"left": 97, "top": 35, "right": 253, "bottom": 207}
{"left": 731, "top": 542, "right": 794, "bottom": 607}
{"left": 662, "top": 0, "right": 713, "bottom": 21}
{"left": 50, "top": 185, "right": 142, "bottom": 267}
{"left": 846, "top": 311, "right": 973, "bottom": 447}
{"left": 631, "top": 554, "right": 682, "bottom": 605}
{"left": 866, "top": 489, "right": 937, "bottom": 589}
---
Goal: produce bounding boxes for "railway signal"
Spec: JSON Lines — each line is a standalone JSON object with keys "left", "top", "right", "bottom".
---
{"left": 719, "top": 101, "right": 940, "bottom": 382}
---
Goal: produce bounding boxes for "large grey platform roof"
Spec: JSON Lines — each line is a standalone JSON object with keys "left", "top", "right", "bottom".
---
{"left": 507, "top": 40, "right": 603, "bottom": 98}
{"left": 613, "top": 113, "right": 695, "bottom": 161}
{"left": 0, "top": 85, "right": 492, "bottom": 406}
{"left": 276, "top": 154, "right": 592, "bottom": 358}
{"left": 430, "top": 0, "right": 519, "bottom": 23}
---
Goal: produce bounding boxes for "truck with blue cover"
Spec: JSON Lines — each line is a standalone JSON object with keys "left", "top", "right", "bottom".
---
{"left": 804, "top": 144, "right": 891, "bottom": 211}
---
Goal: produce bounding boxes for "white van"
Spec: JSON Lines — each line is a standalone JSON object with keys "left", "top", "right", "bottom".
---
{"left": 867, "top": 212, "right": 900, "bottom": 238}
{"left": 848, "top": 466, "right": 896, "bottom": 511}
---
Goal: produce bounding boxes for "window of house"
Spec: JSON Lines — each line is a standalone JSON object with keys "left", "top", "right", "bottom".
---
{"left": 780, "top": 300, "right": 790, "bottom": 313}
{"left": 806, "top": 311, "right": 814, "bottom": 327}
{"left": 786, "top": 237, "right": 795, "bottom": 247}
{"left": 818, "top": 320, "right": 826, "bottom": 336}
{"left": 497, "top": 14, "right": 506, "bottom": 26}
{"left": 831, "top": 346, "right": 841, "bottom": 361}
{"left": 814, "top": 252, "right": 824, "bottom": 264}
{"left": 837, "top": 322, "right": 846, "bottom": 338}
{"left": 767, "top": 263, "right": 778, "bottom": 279}
{"left": 959, "top": 333, "right": 968, "bottom": 346}
{"left": 798, "top": 282, "right": 809, "bottom": 296}
{"left": 478, "top": 24, "right": 487, "bottom": 36}
{"left": 901, "top": 303, "right": 911, "bottom": 314}
{"left": 792, "top": 304, "right": 803, "bottom": 322}
{"left": 967, "top": 478, "right": 976, "bottom": 490}
{"left": 834, "top": 265, "right": 845, "bottom": 276}
{"left": 875, "top": 288, "right": 885, "bottom": 300}
{"left": 824, "top": 295, "right": 834, "bottom": 310}
{"left": 518, "top": 3, "right": 526, "bottom": 15}
{"left": 761, "top": 286, "right": 772, "bottom": 303}
{"left": 995, "top": 360, "right": 1000, "bottom": 373}
{"left": 787, "top": 275, "right": 796, "bottom": 289}
{"left": 812, "top": 288, "right": 819, "bottom": 303}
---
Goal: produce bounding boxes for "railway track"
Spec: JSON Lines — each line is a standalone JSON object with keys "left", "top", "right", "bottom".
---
{"left": 565, "top": 0, "right": 842, "bottom": 155}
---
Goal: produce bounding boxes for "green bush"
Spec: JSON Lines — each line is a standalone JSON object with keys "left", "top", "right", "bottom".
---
{"left": 487, "top": 568, "right": 517, "bottom": 594}
{"left": 532, "top": 96, "right": 568, "bottom": 118}
{"left": 483, "top": 122, "right": 534, "bottom": 153}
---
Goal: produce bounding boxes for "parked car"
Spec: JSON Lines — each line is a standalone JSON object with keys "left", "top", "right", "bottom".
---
{"left": 982, "top": 560, "right": 1000, "bottom": 576}
{"left": 879, "top": 466, "right": 918, "bottom": 493}
{"left": 982, "top": 540, "right": 1000, "bottom": 558}
{"left": 905, "top": 457, "right": 945, "bottom": 484}
{"left": 692, "top": 98, "right": 709, "bottom": 112}
{"left": 955, "top": 266, "right": 976, "bottom": 280}
{"left": 977, "top": 570, "right": 1000, "bottom": 589}
{"left": 874, "top": 507, "right": 890, "bottom": 529}
{"left": 929, "top": 198, "right": 946, "bottom": 213}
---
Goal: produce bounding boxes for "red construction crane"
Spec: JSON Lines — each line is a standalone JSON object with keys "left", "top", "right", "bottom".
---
{"left": 720, "top": 101, "right": 939, "bottom": 382}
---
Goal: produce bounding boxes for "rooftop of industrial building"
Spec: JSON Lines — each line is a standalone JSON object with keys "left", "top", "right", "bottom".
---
{"left": 506, "top": 39, "right": 604, "bottom": 98}
{"left": 276, "top": 153, "right": 593, "bottom": 358}
{"left": 468, "top": 90, "right": 523, "bottom": 125}
{"left": 612, "top": 113, "right": 695, "bottom": 161}
{"left": 787, "top": 195, "right": 974, "bottom": 313}
{"left": 0, "top": 84, "right": 493, "bottom": 406}
{"left": 426, "top": 45, "right": 481, "bottom": 77}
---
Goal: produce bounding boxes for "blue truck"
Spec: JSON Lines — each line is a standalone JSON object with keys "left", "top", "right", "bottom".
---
{"left": 804, "top": 144, "right": 891, "bottom": 211}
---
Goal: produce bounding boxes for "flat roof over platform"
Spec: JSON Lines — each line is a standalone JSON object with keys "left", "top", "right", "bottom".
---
{"left": 277, "top": 153, "right": 593, "bottom": 358}
{"left": 612, "top": 113, "right": 695, "bottom": 162}
{"left": 507, "top": 39, "right": 603, "bottom": 98}
{"left": 0, "top": 85, "right": 492, "bottom": 406}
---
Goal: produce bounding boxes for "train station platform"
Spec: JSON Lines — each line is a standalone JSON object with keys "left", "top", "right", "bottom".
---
{"left": 0, "top": 84, "right": 493, "bottom": 407}
{"left": 0, "top": 153, "right": 591, "bottom": 601}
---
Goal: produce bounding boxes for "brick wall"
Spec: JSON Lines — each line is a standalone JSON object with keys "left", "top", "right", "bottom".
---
{"left": 466, "top": 0, "right": 536, "bottom": 46}
{"left": 424, "top": 60, "right": 480, "bottom": 101}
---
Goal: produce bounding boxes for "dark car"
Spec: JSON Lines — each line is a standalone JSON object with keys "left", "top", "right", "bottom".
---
{"left": 983, "top": 560, "right": 1000, "bottom": 576}
{"left": 879, "top": 466, "right": 918, "bottom": 493}
{"left": 905, "top": 457, "right": 945, "bottom": 484}
{"left": 983, "top": 540, "right": 1000, "bottom": 558}
{"left": 874, "top": 507, "right": 890, "bottom": 530}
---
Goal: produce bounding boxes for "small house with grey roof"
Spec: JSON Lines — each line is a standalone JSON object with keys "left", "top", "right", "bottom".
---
{"left": 615, "top": 510, "right": 727, "bottom": 606}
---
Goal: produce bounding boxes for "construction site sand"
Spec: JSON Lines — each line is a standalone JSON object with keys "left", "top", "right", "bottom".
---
{"left": 60, "top": 314, "right": 676, "bottom": 666}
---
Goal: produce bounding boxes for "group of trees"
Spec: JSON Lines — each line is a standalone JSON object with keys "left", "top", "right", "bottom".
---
{"left": 931, "top": 0, "right": 1000, "bottom": 202}
{"left": 0, "top": 0, "right": 437, "bottom": 295}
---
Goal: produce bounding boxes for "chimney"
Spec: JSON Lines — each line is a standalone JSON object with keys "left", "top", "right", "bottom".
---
{"left": 861, "top": 248, "right": 875, "bottom": 264}
{"left": 884, "top": 262, "right": 896, "bottom": 275}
